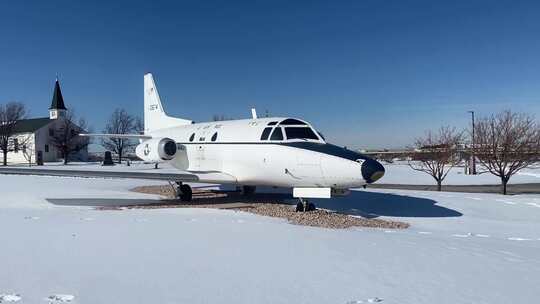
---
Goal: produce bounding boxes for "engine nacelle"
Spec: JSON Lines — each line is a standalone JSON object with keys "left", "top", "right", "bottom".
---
{"left": 135, "top": 137, "right": 177, "bottom": 162}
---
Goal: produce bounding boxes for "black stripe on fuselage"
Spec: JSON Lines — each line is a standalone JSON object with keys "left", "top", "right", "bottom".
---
{"left": 175, "top": 141, "right": 370, "bottom": 161}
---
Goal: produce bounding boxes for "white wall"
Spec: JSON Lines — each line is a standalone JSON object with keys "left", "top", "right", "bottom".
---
{"left": 1, "top": 120, "right": 89, "bottom": 165}
{"left": 0, "top": 133, "right": 35, "bottom": 164}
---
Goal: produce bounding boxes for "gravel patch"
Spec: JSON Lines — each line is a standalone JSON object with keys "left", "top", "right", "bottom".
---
{"left": 125, "top": 185, "right": 409, "bottom": 230}
{"left": 240, "top": 204, "right": 409, "bottom": 229}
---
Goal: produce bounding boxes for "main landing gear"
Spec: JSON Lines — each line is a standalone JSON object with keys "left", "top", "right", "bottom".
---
{"left": 175, "top": 182, "right": 192, "bottom": 202}
{"left": 242, "top": 185, "right": 256, "bottom": 196}
{"left": 296, "top": 198, "right": 316, "bottom": 212}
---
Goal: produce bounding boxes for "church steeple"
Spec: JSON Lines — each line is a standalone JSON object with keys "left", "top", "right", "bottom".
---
{"left": 49, "top": 78, "right": 67, "bottom": 119}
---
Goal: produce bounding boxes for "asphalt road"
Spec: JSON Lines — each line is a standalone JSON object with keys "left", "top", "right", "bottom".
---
{"left": 369, "top": 183, "right": 540, "bottom": 194}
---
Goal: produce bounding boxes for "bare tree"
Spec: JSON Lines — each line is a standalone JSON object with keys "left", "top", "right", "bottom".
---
{"left": 408, "top": 127, "right": 464, "bottom": 191}
{"left": 21, "top": 134, "right": 35, "bottom": 166}
{"left": 101, "top": 108, "right": 141, "bottom": 163}
{"left": 134, "top": 116, "right": 144, "bottom": 134}
{"left": 0, "top": 102, "right": 27, "bottom": 165}
{"left": 474, "top": 110, "right": 540, "bottom": 195}
{"left": 50, "top": 110, "right": 90, "bottom": 165}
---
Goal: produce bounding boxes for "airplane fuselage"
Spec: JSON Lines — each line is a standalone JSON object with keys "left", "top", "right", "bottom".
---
{"left": 142, "top": 117, "right": 385, "bottom": 190}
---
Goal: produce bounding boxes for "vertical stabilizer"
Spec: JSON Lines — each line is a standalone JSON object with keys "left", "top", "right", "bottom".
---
{"left": 144, "top": 73, "right": 192, "bottom": 133}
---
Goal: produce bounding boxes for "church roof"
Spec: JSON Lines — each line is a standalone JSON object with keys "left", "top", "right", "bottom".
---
{"left": 50, "top": 79, "right": 67, "bottom": 110}
{"left": 12, "top": 117, "right": 52, "bottom": 134}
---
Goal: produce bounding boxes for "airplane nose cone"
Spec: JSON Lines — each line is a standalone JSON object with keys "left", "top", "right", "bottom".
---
{"left": 361, "top": 158, "right": 385, "bottom": 183}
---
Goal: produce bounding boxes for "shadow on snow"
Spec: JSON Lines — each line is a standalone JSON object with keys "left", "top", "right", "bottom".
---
{"left": 46, "top": 189, "right": 462, "bottom": 218}
{"left": 312, "top": 191, "right": 462, "bottom": 218}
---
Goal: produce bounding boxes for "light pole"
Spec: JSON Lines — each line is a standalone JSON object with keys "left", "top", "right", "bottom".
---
{"left": 468, "top": 110, "right": 476, "bottom": 175}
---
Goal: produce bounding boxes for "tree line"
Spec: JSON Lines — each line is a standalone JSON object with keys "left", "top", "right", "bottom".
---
{"left": 408, "top": 110, "right": 540, "bottom": 194}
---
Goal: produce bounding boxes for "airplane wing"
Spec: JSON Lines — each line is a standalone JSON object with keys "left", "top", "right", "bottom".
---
{"left": 79, "top": 133, "right": 152, "bottom": 139}
{"left": 0, "top": 167, "right": 237, "bottom": 184}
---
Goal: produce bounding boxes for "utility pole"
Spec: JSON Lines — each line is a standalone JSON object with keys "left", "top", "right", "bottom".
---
{"left": 468, "top": 110, "right": 476, "bottom": 175}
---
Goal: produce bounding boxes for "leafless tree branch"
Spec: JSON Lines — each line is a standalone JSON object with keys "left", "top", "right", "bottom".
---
{"left": 474, "top": 110, "right": 540, "bottom": 194}
{"left": 49, "top": 110, "right": 91, "bottom": 165}
{"left": 101, "top": 108, "right": 141, "bottom": 163}
{"left": 408, "top": 126, "right": 464, "bottom": 191}
{"left": 0, "top": 102, "right": 27, "bottom": 165}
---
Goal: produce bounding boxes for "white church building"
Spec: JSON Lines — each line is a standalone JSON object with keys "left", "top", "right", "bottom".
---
{"left": 4, "top": 79, "right": 88, "bottom": 164}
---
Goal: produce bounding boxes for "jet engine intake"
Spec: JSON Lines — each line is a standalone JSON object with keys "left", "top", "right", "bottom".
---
{"left": 135, "top": 137, "right": 177, "bottom": 162}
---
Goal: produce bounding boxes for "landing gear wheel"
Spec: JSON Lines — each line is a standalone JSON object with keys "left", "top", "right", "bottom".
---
{"left": 305, "top": 202, "right": 316, "bottom": 212}
{"left": 179, "top": 184, "right": 192, "bottom": 202}
{"left": 295, "top": 198, "right": 316, "bottom": 212}
{"left": 242, "top": 185, "right": 256, "bottom": 196}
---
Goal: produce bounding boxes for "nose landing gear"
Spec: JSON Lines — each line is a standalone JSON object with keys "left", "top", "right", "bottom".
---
{"left": 296, "top": 198, "right": 316, "bottom": 212}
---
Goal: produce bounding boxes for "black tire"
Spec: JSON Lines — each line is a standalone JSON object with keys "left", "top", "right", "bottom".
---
{"left": 306, "top": 202, "right": 316, "bottom": 212}
{"left": 295, "top": 202, "right": 304, "bottom": 212}
{"left": 180, "top": 184, "right": 193, "bottom": 202}
{"left": 242, "top": 185, "right": 256, "bottom": 196}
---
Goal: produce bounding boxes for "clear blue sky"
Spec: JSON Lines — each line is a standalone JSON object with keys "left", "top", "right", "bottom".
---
{"left": 1, "top": 0, "right": 540, "bottom": 149}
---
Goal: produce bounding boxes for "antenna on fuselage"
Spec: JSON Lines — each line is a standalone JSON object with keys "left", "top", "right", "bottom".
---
{"left": 251, "top": 108, "right": 258, "bottom": 119}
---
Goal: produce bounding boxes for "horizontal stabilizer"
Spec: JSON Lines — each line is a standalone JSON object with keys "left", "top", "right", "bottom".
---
{"left": 80, "top": 133, "right": 152, "bottom": 139}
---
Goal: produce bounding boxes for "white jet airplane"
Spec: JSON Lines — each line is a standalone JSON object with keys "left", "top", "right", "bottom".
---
{"left": 0, "top": 73, "right": 385, "bottom": 211}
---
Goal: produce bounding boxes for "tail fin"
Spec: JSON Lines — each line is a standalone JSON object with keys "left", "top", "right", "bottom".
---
{"left": 144, "top": 73, "right": 192, "bottom": 133}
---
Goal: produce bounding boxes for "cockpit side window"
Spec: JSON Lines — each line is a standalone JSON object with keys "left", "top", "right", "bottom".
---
{"left": 267, "top": 121, "right": 278, "bottom": 126}
{"left": 260, "top": 127, "right": 272, "bottom": 140}
{"left": 211, "top": 132, "right": 218, "bottom": 142}
{"left": 284, "top": 127, "right": 319, "bottom": 140}
{"left": 279, "top": 118, "right": 306, "bottom": 125}
{"left": 189, "top": 133, "right": 195, "bottom": 142}
{"left": 270, "top": 127, "right": 284, "bottom": 140}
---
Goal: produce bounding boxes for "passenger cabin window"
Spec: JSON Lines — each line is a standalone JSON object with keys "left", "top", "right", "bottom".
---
{"left": 279, "top": 118, "right": 306, "bottom": 125}
{"left": 285, "top": 127, "right": 319, "bottom": 140}
{"left": 260, "top": 127, "right": 272, "bottom": 140}
{"left": 189, "top": 133, "right": 195, "bottom": 142}
{"left": 270, "top": 127, "right": 284, "bottom": 140}
{"left": 267, "top": 121, "right": 278, "bottom": 126}
{"left": 211, "top": 132, "right": 218, "bottom": 142}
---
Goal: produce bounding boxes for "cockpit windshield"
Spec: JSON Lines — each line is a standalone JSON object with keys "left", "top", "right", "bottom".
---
{"left": 279, "top": 118, "right": 307, "bottom": 125}
{"left": 259, "top": 118, "right": 323, "bottom": 142}
{"left": 284, "top": 127, "right": 319, "bottom": 140}
{"left": 270, "top": 128, "right": 284, "bottom": 140}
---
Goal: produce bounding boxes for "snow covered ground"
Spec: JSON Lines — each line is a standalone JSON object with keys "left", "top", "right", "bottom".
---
{"left": 1, "top": 171, "right": 539, "bottom": 304}
{"left": 379, "top": 162, "right": 540, "bottom": 185}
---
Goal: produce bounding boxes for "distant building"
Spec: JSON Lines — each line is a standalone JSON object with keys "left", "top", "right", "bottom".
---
{"left": 3, "top": 79, "right": 88, "bottom": 164}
